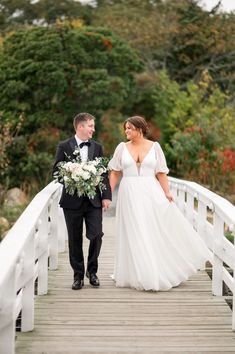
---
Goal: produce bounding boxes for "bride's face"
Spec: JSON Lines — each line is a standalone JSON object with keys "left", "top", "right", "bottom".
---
{"left": 125, "top": 122, "right": 141, "bottom": 140}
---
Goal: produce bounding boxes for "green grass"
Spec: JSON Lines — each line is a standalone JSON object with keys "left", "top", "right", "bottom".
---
{"left": 0, "top": 203, "right": 29, "bottom": 241}
{"left": 225, "top": 230, "right": 234, "bottom": 244}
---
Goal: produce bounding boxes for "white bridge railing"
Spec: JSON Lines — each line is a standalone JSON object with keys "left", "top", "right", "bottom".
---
{"left": 0, "top": 181, "right": 66, "bottom": 354}
{"left": 0, "top": 177, "right": 235, "bottom": 354}
{"left": 169, "top": 177, "right": 235, "bottom": 328}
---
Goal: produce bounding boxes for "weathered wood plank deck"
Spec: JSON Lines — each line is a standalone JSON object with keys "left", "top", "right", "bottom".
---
{"left": 16, "top": 217, "right": 235, "bottom": 354}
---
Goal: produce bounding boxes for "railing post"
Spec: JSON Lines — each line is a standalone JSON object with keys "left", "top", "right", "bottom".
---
{"left": 37, "top": 210, "right": 49, "bottom": 295}
{"left": 178, "top": 189, "right": 185, "bottom": 213}
{"left": 49, "top": 197, "right": 59, "bottom": 270}
{"left": 212, "top": 213, "right": 224, "bottom": 296}
{"left": 21, "top": 235, "right": 35, "bottom": 332}
{"left": 58, "top": 207, "right": 67, "bottom": 253}
{"left": 170, "top": 183, "right": 177, "bottom": 201}
{"left": 185, "top": 192, "right": 194, "bottom": 225}
{"left": 197, "top": 200, "right": 207, "bottom": 242}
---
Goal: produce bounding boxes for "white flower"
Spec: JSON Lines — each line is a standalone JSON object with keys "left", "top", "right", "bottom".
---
{"left": 92, "top": 159, "right": 99, "bottom": 166}
{"left": 71, "top": 172, "right": 80, "bottom": 181}
{"left": 73, "top": 148, "right": 80, "bottom": 155}
{"left": 81, "top": 171, "right": 90, "bottom": 180}
{"left": 69, "top": 163, "right": 82, "bottom": 175}
{"left": 83, "top": 164, "right": 97, "bottom": 174}
{"left": 63, "top": 162, "right": 73, "bottom": 171}
{"left": 98, "top": 167, "right": 106, "bottom": 174}
{"left": 64, "top": 176, "right": 69, "bottom": 181}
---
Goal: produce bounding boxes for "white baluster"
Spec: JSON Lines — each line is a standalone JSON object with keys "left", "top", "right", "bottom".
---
{"left": 197, "top": 200, "right": 207, "bottom": 241}
{"left": 49, "top": 197, "right": 59, "bottom": 270}
{"left": 212, "top": 213, "right": 224, "bottom": 296}
{"left": 37, "top": 211, "right": 49, "bottom": 295}
{"left": 170, "top": 183, "right": 177, "bottom": 201}
{"left": 58, "top": 207, "right": 67, "bottom": 253}
{"left": 186, "top": 192, "right": 194, "bottom": 225}
{"left": 178, "top": 189, "right": 185, "bottom": 213}
{"left": 21, "top": 235, "right": 35, "bottom": 332}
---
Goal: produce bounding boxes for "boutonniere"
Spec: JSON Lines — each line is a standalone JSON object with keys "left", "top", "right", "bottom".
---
{"left": 73, "top": 147, "right": 81, "bottom": 158}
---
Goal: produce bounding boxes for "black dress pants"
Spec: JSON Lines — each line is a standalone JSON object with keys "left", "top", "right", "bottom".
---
{"left": 63, "top": 198, "right": 103, "bottom": 280}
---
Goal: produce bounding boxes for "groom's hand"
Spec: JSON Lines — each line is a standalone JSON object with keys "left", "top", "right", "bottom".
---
{"left": 102, "top": 199, "right": 111, "bottom": 211}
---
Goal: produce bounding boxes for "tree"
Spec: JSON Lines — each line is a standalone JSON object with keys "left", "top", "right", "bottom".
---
{"left": 0, "top": 24, "right": 143, "bottom": 188}
{"left": 93, "top": 0, "right": 235, "bottom": 96}
{"left": 0, "top": 116, "right": 23, "bottom": 180}
{"left": 93, "top": 0, "right": 176, "bottom": 71}
{"left": 0, "top": 25, "right": 142, "bottom": 131}
{"left": 165, "top": 0, "right": 235, "bottom": 94}
{"left": 0, "top": 0, "right": 92, "bottom": 32}
{"left": 151, "top": 70, "right": 235, "bottom": 193}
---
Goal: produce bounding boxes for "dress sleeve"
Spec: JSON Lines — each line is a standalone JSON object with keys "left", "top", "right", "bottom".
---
{"left": 154, "top": 142, "right": 169, "bottom": 174}
{"left": 108, "top": 142, "right": 124, "bottom": 171}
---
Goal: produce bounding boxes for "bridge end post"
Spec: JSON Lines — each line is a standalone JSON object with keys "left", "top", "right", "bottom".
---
{"left": 0, "top": 268, "right": 17, "bottom": 354}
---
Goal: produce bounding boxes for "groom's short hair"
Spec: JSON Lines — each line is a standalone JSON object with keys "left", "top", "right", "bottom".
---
{"left": 73, "top": 113, "right": 95, "bottom": 130}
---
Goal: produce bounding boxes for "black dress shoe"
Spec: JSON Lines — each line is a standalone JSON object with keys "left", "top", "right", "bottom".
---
{"left": 86, "top": 271, "right": 100, "bottom": 287}
{"left": 72, "top": 278, "right": 84, "bottom": 290}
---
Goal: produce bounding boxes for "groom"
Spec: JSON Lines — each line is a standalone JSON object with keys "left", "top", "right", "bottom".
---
{"left": 53, "top": 113, "right": 111, "bottom": 290}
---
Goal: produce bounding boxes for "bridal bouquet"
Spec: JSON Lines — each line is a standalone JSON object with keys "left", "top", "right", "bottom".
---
{"left": 53, "top": 148, "right": 109, "bottom": 199}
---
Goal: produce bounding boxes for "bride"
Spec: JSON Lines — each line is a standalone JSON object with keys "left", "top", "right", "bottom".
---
{"left": 108, "top": 116, "right": 212, "bottom": 291}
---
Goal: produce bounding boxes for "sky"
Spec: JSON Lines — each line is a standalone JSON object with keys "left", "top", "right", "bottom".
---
{"left": 201, "top": 0, "right": 235, "bottom": 12}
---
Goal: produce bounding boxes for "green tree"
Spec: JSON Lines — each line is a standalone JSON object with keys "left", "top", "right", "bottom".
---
{"left": 0, "top": 25, "right": 142, "bottom": 131}
{"left": 0, "top": 0, "right": 92, "bottom": 32}
{"left": 151, "top": 70, "right": 235, "bottom": 193}
{"left": 93, "top": 0, "right": 235, "bottom": 96}
{"left": 152, "top": 70, "right": 235, "bottom": 146}
{"left": 93, "top": 0, "right": 176, "bottom": 71}
{"left": 0, "top": 25, "right": 142, "bottom": 188}
{"left": 0, "top": 115, "right": 23, "bottom": 183}
{"left": 165, "top": 0, "right": 235, "bottom": 93}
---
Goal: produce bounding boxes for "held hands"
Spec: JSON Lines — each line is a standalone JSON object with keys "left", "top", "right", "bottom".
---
{"left": 102, "top": 199, "right": 111, "bottom": 211}
{"left": 165, "top": 192, "right": 174, "bottom": 203}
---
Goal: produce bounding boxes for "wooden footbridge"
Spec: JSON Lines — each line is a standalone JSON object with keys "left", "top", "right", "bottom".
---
{"left": 1, "top": 178, "right": 235, "bottom": 354}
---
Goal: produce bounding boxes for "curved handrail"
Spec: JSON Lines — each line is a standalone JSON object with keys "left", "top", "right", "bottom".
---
{"left": 169, "top": 177, "right": 235, "bottom": 227}
{"left": 0, "top": 181, "right": 66, "bottom": 354}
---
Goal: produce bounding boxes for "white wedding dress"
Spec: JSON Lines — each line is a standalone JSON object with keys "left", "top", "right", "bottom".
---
{"left": 108, "top": 142, "right": 212, "bottom": 291}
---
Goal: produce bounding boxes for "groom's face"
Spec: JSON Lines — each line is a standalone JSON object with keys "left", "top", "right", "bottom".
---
{"left": 76, "top": 119, "right": 95, "bottom": 140}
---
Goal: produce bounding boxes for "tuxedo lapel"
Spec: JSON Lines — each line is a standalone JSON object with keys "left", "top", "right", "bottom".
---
{"left": 69, "top": 137, "right": 78, "bottom": 153}
{"left": 88, "top": 141, "right": 95, "bottom": 160}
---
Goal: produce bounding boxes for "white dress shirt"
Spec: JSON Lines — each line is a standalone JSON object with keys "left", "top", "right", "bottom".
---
{"left": 75, "top": 135, "right": 89, "bottom": 162}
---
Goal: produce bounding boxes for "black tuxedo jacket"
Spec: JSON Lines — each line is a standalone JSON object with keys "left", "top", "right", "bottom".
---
{"left": 53, "top": 137, "right": 112, "bottom": 209}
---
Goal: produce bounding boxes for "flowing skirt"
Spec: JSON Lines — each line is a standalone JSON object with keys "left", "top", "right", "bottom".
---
{"left": 113, "top": 176, "right": 212, "bottom": 291}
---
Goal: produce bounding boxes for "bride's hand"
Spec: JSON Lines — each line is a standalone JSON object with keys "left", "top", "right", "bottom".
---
{"left": 165, "top": 192, "right": 174, "bottom": 203}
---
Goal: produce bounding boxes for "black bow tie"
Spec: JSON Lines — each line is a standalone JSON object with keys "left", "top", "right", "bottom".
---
{"left": 79, "top": 141, "right": 91, "bottom": 148}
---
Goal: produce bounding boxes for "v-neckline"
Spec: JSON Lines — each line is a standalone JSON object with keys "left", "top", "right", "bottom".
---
{"left": 124, "top": 142, "right": 154, "bottom": 165}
